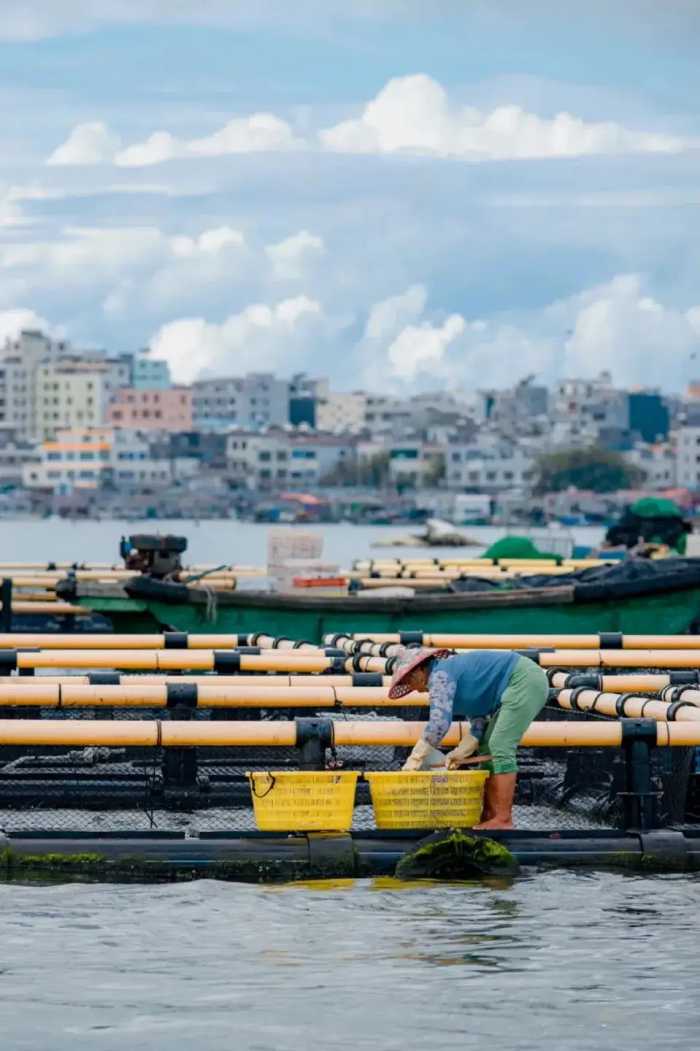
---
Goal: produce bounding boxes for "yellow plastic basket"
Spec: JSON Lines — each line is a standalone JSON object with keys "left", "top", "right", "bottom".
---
{"left": 247, "top": 771, "right": 359, "bottom": 832}
{"left": 365, "top": 770, "right": 489, "bottom": 830}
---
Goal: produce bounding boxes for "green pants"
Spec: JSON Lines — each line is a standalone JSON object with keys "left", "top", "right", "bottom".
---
{"left": 481, "top": 656, "right": 548, "bottom": 774}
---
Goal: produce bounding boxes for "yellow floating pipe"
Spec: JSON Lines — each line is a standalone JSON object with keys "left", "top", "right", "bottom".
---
{"left": 343, "top": 633, "right": 700, "bottom": 651}
{"left": 0, "top": 684, "right": 426, "bottom": 709}
{"left": 548, "top": 673, "right": 687, "bottom": 694}
{"left": 248, "top": 634, "right": 321, "bottom": 652}
{"left": 0, "top": 633, "right": 248, "bottom": 650}
{"left": 556, "top": 689, "right": 700, "bottom": 722}
{"left": 12, "top": 650, "right": 347, "bottom": 672}
{"left": 662, "top": 688, "right": 700, "bottom": 704}
{"left": 538, "top": 650, "right": 700, "bottom": 669}
{"left": 0, "top": 718, "right": 628, "bottom": 748}
{"left": 356, "top": 578, "right": 451, "bottom": 590}
{"left": 0, "top": 719, "right": 159, "bottom": 746}
{"left": 2, "top": 717, "right": 698, "bottom": 747}
{"left": 8, "top": 602, "right": 88, "bottom": 615}
{"left": 0, "top": 673, "right": 394, "bottom": 688}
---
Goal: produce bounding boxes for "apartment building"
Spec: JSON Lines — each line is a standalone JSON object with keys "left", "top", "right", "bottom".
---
{"left": 316, "top": 392, "right": 367, "bottom": 433}
{"left": 34, "top": 362, "right": 114, "bottom": 441}
{"left": 193, "top": 374, "right": 288, "bottom": 431}
{"left": 0, "top": 329, "right": 74, "bottom": 441}
{"left": 0, "top": 429, "right": 39, "bottom": 487}
{"left": 23, "top": 428, "right": 113, "bottom": 490}
{"left": 388, "top": 441, "right": 445, "bottom": 488}
{"left": 446, "top": 441, "right": 536, "bottom": 492}
{"left": 107, "top": 387, "right": 193, "bottom": 431}
{"left": 225, "top": 429, "right": 355, "bottom": 490}
{"left": 132, "top": 355, "right": 172, "bottom": 390}
{"left": 675, "top": 427, "right": 700, "bottom": 489}
{"left": 23, "top": 427, "right": 196, "bottom": 491}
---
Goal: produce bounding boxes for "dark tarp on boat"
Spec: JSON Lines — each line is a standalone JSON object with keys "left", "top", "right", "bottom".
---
{"left": 450, "top": 556, "right": 700, "bottom": 604}
{"left": 604, "top": 497, "right": 692, "bottom": 554}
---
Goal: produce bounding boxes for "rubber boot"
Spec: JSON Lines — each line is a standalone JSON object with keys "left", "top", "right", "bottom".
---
{"left": 474, "top": 773, "right": 516, "bottom": 830}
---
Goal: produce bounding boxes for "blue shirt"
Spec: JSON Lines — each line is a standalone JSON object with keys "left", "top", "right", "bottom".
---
{"left": 423, "top": 650, "right": 519, "bottom": 747}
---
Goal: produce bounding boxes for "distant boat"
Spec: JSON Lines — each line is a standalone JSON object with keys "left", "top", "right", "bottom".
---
{"left": 372, "top": 518, "right": 479, "bottom": 548}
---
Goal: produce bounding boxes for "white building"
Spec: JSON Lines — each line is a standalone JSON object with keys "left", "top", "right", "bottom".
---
{"left": 551, "top": 372, "right": 629, "bottom": 443}
{"left": 363, "top": 396, "right": 412, "bottom": 436}
{"left": 0, "top": 331, "right": 132, "bottom": 442}
{"left": 675, "top": 427, "right": 700, "bottom": 489}
{"left": 626, "top": 442, "right": 677, "bottom": 489}
{"left": 34, "top": 362, "right": 114, "bottom": 441}
{"left": 316, "top": 392, "right": 367, "bottom": 434}
{"left": 388, "top": 441, "right": 445, "bottom": 488}
{"left": 22, "top": 427, "right": 194, "bottom": 492}
{"left": 225, "top": 429, "right": 356, "bottom": 490}
{"left": 446, "top": 439, "right": 536, "bottom": 492}
{"left": 0, "top": 329, "right": 73, "bottom": 441}
{"left": 0, "top": 430, "right": 39, "bottom": 487}
{"left": 193, "top": 374, "right": 289, "bottom": 431}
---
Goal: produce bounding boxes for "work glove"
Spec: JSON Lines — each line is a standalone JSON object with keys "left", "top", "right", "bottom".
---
{"left": 444, "top": 722, "right": 480, "bottom": 769}
{"left": 402, "top": 738, "right": 446, "bottom": 771}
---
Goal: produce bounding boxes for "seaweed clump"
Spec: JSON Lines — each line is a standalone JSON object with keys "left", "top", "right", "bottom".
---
{"left": 395, "top": 829, "right": 519, "bottom": 880}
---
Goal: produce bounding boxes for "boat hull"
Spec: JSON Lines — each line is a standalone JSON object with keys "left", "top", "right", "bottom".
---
{"left": 70, "top": 578, "right": 700, "bottom": 637}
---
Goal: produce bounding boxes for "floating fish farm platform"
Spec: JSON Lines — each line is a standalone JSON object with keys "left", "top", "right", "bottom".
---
{"left": 1, "top": 624, "right": 700, "bottom": 880}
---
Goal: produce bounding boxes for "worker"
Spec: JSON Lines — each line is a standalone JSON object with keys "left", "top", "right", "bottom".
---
{"left": 388, "top": 647, "right": 548, "bottom": 830}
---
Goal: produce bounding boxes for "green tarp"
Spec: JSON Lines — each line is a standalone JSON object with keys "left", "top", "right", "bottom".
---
{"left": 482, "top": 536, "right": 558, "bottom": 561}
{"left": 629, "top": 497, "right": 682, "bottom": 519}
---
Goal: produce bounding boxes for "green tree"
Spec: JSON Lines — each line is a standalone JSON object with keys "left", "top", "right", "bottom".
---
{"left": 358, "top": 451, "right": 391, "bottom": 487}
{"left": 535, "top": 446, "right": 644, "bottom": 493}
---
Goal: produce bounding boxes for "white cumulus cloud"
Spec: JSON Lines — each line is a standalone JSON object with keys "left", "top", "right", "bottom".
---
{"left": 148, "top": 295, "right": 323, "bottom": 382}
{"left": 0, "top": 307, "right": 54, "bottom": 345}
{"left": 387, "top": 314, "right": 466, "bottom": 380}
{"left": 364, "top": 284, "right": 427, "bottom": 341}
{"left": 562, "top": 274, "right": 700, "bottom": 383}
{"left": 47, "top": 121, "right": 122, "bottom": 166}
{"left": 170, "top": 226, "right": 246, "bottom": 258}
{"left": 115, "top": 114, "right": 301, "bottom": 168}
{"left": 360, "top": 276, "right": 700, "bottom": 392}
{"left": 321, "top": 74, "right": 694, "bottom": 160}
{"left": 46, "top": 73, "right": 696, "bottom": 170}
{"left": 265, "top": 230, "right": 325, "bottom": 280}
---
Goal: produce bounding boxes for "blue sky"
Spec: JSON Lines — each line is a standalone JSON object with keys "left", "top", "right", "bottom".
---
{"left": 1, "top": 1, "right": 699, "bottom": 391}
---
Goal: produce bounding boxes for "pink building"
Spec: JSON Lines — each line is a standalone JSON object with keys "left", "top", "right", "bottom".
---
{"left": 108, "top": 387, "right": 192, "bottom": 431}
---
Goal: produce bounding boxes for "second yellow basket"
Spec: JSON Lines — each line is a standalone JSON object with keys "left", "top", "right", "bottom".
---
{"left": 365, "top": 770, "right": 489, "bottom": 829}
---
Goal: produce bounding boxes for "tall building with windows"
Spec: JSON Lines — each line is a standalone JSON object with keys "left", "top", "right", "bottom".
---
{"left": 107, "top": 387, "right": 193, "bottom": 431}
{"left": 132, "top": 355, "right": 172, "bottom": 390}
{"left": 193, "top": 374, "right": 288, "bottom": 431}
{"left": 34, "top": 362, "right": 114, "bottom": 441}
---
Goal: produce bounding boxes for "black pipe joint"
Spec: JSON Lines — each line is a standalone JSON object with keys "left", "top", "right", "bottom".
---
{"left": 166, "top": 684, "right": 198, "bottom": 710}
{"left": 88, "top": 671, "right": 121, "bottom": 686}
{"left": 296, "top": 717, "right": 334, "bottom": 770}
{"left": 213, "top": 651, "right": 241, "bottom": 673}
{"left": 163, "top": 631, "right": 188, "bottom": 649}
{"left": 399, "top": 631, "right": 424, "bottom": 646}
{"left": 0, "top": 649, "right": 18, "bottom": 672}
{"left": 599, "top": 632, "right": 623, "bottom": 649}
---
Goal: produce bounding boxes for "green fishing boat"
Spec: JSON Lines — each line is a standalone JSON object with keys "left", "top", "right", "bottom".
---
{"left": 61, "top": 558, "right": 700, "bottom": 638}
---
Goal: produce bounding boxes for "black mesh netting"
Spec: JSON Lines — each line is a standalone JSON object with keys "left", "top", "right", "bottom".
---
{"left": 0, "top": 696, "right": 695, "bottom": 835}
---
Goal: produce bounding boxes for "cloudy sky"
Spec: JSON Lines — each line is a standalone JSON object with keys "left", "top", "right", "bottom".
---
{"left": 2, "top": 1, "right": 700, "bottom": 391}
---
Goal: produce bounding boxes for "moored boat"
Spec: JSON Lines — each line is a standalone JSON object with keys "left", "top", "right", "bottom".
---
{"left": 60, "top": 555, "right": 700, "bottom": 637}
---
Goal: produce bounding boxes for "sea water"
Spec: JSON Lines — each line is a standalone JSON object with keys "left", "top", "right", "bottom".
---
{"left": 0, "top": 871, "right": 697, "bottom": 1050}
{"left": 0, "top": 518, "right": 606, "bottom": 567}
